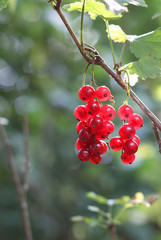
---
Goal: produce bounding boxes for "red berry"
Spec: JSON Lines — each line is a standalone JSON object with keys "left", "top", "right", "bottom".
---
{"left": 95, "top": 132, "right": 108, "bottom": 140}
{"left": 77, "top": 148, "right": 90, "bottom": 161}
{"left": 119, "top": 124, "right": 135, "bottom": 140}
{"left": 90, "top": 154, "right": 102, "bottom": 164}
{"left": 101, "top": 141, "right": 108, "bottom": 154}
{"left": 99, "top": 105, "right": 116, "bottom": 121}
{"left": 96, "top": 86, "right": 111, "bottom": 101}
{"left": 118, "top": 104, "right": 134, "bottom": 120}
{"left": 110, "top": 137, "right": 124, "bottom": 151}
{"left": 74, "top": 105, "right": 88, "bottom": 121}
{"left": 101, "top": 120, "right": 115, "bottom": 135}
{"left": 89, "top": 140, "right": 105, "bottom": 155}
{"left": 123, "top": 140, "right": 138, "bottom": 155}
{"left": 76, "top": 138, "right": 82, "bottom": 150}
{"left": 128, "top": 114, "right": 144, "bottom": 130}
{"left": 131, "top": 135, "right": 140, "bottom": 145}
{"left": 85, "top": 100, "right": 100, "bottom": 116}
{"left": 79, "top": 85, "right": 95, "bottom": 102}
{"left": 89, "top": 116, "right": 103, "bottom": 133}
{"left": 76, "top": 121, "right": 88, "bottom": 133}
{"left": 121, "top": 152, "right": 135, "bottom": 164}
{"left": 78, "top": 128, "right": 94, "bottom": 145}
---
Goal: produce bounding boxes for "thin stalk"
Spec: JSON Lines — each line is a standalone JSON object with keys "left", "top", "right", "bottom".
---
{"left": 113, "top": 206, "right": 126, "bottom": 222}
{"left": 0, "top": 125, "right": 33, "bottom": 240}
{"left": 91, "top": 63, "right": 98, "bottom": 89}
{"left": 119, "top": 42, "right": 126, "bottom": 63}
{"left": 125, "top": 71, "right": 130, "bottom": 104}
{"left": 109, "top": 223, "right": 118, "bottom": 240}
{"left": 82, "top": 63, "right": 90, "bottom": 85}
{"left": 81, "top": 0, "right": 86, "bottom": 51}
{"left": 105, "top": 20, "right": 116, "bottom": 66}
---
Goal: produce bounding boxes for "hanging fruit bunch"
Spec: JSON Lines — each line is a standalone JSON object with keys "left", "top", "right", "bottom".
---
{"left": 74, "top": 67, "right": 143, "bottom": 165}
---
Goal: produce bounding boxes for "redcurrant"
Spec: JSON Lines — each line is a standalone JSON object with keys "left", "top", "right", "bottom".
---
{"left": 121, "top": 152, "right": 135, "bottom": 164}
{"left": 89, "top": 140, "right": 105, "bottom": 155}
{"left": 123, "top": 140, "right": 138, "bottom": 155}
{"left": 74, "top": 105, "right": 88, "bottom": 121}
{"left": 110, "top": 137, "right": 124, "bottom": 151}
{"left": 77, "top": 148, "right": 90, "bottom": 161}
{"left": 118, "top": 104, "right": 134, "bottom": 120}
{"left": 89, "top": 116, "right": 103, "bottom": 133}
{"left": 79, "top": 85, "right": 95, "bottom": 102}
{"left": 99, "top": 105, "right": 116, "bottom": 121}
{"left": 86, "top": 100, "right": 100, "bottom": 116}
{"left": 96, "top": 86, "right": 111, "bottom": 101}
{"left": 119, "top": 124, "right": 135, "bottom": 140}
{"left": 128, "top": 114, "right": 144, "bottom": 130}
{"left": 90, "top": 154, "right": 102, "bottom": 164}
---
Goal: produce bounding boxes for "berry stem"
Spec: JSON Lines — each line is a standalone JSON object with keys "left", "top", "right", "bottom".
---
{"left": 80, "top": 0, "right": 86, "bottom": 52}
{"left": 125, "top": 71, "right": 130, "bottom": 105}
{"left": 91, "top": 63, "right": 98, "bottom": 89}
{"left": 82, "top": 63, "right": 90, "bottom": 86}
{"left": 105, "top": 20, "right": 116, "bottom": 67}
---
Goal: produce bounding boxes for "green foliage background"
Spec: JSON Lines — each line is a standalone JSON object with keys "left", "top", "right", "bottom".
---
{"left": 0, "top": 0, "right": 161, "bottom": 239}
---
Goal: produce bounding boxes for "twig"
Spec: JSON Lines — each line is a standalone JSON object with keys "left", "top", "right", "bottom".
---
{"left": 23, "top": 115, "right": 30, "bottom": 192}
{"left": 0, "top": 125, "right": 33, "bottom": 240}
{"left": 152, "top": 122, "right": 161, "bottom": 153}
{"left": 109, "top": 223, "right": 118, "bottom": 240}
{"left": 50, "top": 3, "right": 161, "bottom": 145}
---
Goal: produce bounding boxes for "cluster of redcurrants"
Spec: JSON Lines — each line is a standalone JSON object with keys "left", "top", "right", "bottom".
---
{"left": 74, "top": 85, "right": 115, "bottom": 164}
{"left": 110, "top": 105, "right": 144, "bottom": 164}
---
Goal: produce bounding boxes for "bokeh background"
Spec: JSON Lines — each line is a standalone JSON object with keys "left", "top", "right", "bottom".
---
{"left": 0, "top": 0, "right": 161, "bottom": 239}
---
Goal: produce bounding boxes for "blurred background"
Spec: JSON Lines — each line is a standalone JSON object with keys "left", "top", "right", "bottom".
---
{"left": 0, "top": 0, "right": 161, "bottom": 239}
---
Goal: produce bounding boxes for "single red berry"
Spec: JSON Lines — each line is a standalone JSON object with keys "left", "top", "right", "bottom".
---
{"left": 89, "top": 140, "right": 105, "bottom": 155}
{"left": 96, "top": 86, "right": 111, "bottom": 101}
{"left": 77, "top": 148, "right": 90, "bottom": 161}
{"left": 119, "top": 124, "right": 135, "bottom": 140}
{"left": 78, "top": 128, "right": 94, "bottom": 145}
{"left": 89, "top": 116, "right": 104, "bottom": 133}
{"left": 99, "top": 105, "right": 116, "bottom": 121}
{"left": 121, "top": 152, "right": 135, "bottom": 164}
{"left": 85, "top": 100, "right": 100, "bottom": 116}
{"left": 101, "top": 120, "right": 115, "bottom": 135}
{"left": 74, "top": 105, "right": 88, "bottom": 121}
{"left": 76, "top": 121, "right": 88, "bottom": 133}
{"left": 118, "top": 104, "right": 134, "bottom": 120}
{"left": 131, "top": 135, "right": 140, "bottom": 145}
{"left": 79, "top": 85, "right": 95, "bottom": 102}
{"left": 128, "top": 114, "right": 144, "bottom": 130}
{"left": 90, "top": 154, "right": 102, "bottom": 164}
{"left": 110, "top": 137, "right": 124, "bottom": 151}
{"left": 95, "top": 132, "right": 108, "bottom": 140}
{"left": 76, "top": 138, "right": 81, "bottom": 150}
{"left": 86, "top": 115, "right": 93, "bottom": 126}
{"left": 123, "top": 140, "right": 138, "bottom": 155}
{"left": 101, "top": 141, "right": 108, "bottom": 154}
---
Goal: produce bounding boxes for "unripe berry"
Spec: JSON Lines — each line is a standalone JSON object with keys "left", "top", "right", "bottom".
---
{"left": 118, "top": 104, "right": 134, "bottom": 120}
{"left": 110, "top": 137, "right": 124, "bottom": 151}
{"left": 96, "top": 86, "right": 111, "bottom": 101}
{"left": 79, "top": 85, "right": 95, "bottom": 102}
{"left": 119, "top": 124, "right": 135, "bottom": 140}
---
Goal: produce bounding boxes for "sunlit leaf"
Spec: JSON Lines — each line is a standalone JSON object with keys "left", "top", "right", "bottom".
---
{"left": 0, "top": 0, "right": 8, "bottom": 10}
{"left": 117, "top": 0, "right": 147, "bottom": 7}
{"left": 114, "top": 195, "right": 131, "bottom": 205}
{"left": 108, "top": 24, "right": 127, "bottom": 42}
{"left": 63, "top": 0, "right": 122, "bottom": 20}
{"left": 152, "top": 12, "right": 161, "bottom": 20}
{"left": 71, "top": 215, "right": 84, "bottom": 222}
{"left": 86, "top": 192, "right": 107, "bottom": 204}
{"left": 130, "top": 28, "right": 161, "bottom": 59}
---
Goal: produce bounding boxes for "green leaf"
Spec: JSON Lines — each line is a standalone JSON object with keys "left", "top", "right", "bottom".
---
{"left": 114, "top": 195, "right": 131, "bottom": 205}
{"left": 116, "top": 0, "right": 147, "bottom": 7}
{"left": 130, "top": 28, "right": 161, "bottom": 59}
{"left": 108, "top": 24, "right": 127, "bottom": 43}
{"left": 129, "top": 57, "right": 161, "bottom": 79}
{"left": 0, "top": 0, "right": 8, "bottom": 10}
{"left": 86, "top": 192, "right": 107, "bottom": 204}
{"left": 63, "top": 0, "right": 122, "bottom": 20}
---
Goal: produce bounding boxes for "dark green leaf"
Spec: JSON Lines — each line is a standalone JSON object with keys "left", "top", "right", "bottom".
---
{"left": 63, "top": 0, "right": 122, "bottom": 20}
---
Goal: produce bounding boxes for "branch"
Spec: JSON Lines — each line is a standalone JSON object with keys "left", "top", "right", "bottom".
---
{"left": 108, "top": 223, "right": 118, "bottom": 240}
{"left": 0, "top": 125, "right": 33, "bottom": 240}
{"left": 50, "top": 3, "right": 161, "bottom": 135}
{"left": 23, "top": 115, "right": 30, "bottom": 192}
{"left": 152, "top": 122, "right": 161, "bottom": 153}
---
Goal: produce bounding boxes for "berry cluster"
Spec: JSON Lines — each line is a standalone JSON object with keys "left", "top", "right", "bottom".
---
{"left": 110, "top": 104, "right": 144, "bottom": 164}
{"left": 74, "top": 85, "right": 115, "bottom": 164}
